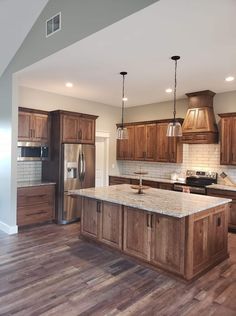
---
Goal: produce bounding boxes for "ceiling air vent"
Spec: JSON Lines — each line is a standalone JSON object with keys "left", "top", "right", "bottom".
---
{"left": 46, "top": 12, "right": 61, "bottom": 37}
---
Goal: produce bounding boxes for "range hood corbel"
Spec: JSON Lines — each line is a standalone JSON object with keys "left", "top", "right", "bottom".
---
{"left": 182, "top": 90, "right": 218, "bottom": 144}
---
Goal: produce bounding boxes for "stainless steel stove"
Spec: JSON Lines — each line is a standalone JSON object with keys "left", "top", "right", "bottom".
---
{"left": 173, "top": 170, "right": 218, "bottom": 195}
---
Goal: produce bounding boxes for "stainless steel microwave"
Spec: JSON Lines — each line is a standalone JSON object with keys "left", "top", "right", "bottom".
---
{"left": 17, "top": 142, "right": 49, "bottom": 161}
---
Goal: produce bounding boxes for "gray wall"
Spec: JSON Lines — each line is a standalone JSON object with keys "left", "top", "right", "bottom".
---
{"left": 0, "top": 0, "right": 159, "bottom": 230}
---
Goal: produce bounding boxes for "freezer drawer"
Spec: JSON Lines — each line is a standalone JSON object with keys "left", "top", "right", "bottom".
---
{"left": 63, "top": 192, "right": 82, "bottom": 223}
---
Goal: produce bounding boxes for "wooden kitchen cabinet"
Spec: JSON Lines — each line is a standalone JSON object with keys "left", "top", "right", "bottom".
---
{"left": 207, "top": 187, "right": 236, "bottom": 231}
{"left": 81, "top": 197, "right": 99, "bottom": 239}
{"left": 17, "top": 184, "right": 55, "bottom": 227}
{"left": 219, "top": 113, "right": 236, "bottom": 165}
{"left": 123, "top": 207, "right": 151, "bottom": 260}
{"left": 100, "top": 201, "right": 122, "bottom": 249}
{"left": 117, "top": 125, "right": 135, "bottom": 160}
{"left": 134, "top": 124, "right": 156, "bottom": 161}
{"left": 151, "top": 214, "right": 185, "bottom": 274}
{"left": 18, "top": 108, "right": 50, "bottom": 143}
{"left": 109, "top": 176, "right": 131, "bottom": 185}
{"left": 156, "top": 123, "right": 183, "bottom": 163}
{"left": 81, "top": 197, "right": 122, "bottom": 249}
{"left": 62, "top": 113, "right": 95, "bottom": 144}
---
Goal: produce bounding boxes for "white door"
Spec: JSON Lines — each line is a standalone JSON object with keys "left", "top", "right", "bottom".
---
{"left": 95, "top": 136, "right": 108, "bottom": 187}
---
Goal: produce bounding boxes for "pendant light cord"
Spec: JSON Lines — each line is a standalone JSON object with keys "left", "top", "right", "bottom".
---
{"left": 121, "top": 74, "right": 125, "bottom": 127}
{"left": 173, "top": 59, "right": 177, "bottom": 123}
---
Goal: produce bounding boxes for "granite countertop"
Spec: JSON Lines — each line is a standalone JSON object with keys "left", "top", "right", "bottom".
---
{"left": 109, "top": 174, "right": 185, "bottom": 184}
{"left": 207, "top": 184, "right": 236, "bottom": 192}
{"left": 69, "top": 184, "right": 231, "bottom": 218}
{"left": 17, "top": 180, "right": 56, "bottom": 188}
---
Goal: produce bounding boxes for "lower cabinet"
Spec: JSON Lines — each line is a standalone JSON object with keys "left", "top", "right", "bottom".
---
{"left": 81, "top": 197, "right": 122, "bottom": 249}
{"left": 151, "top": 215, "right": 185, "bottom": 275}
{"left": 207, "top": 188, "right": 236, "bottom": 231}
{"left": 123, "top": 207, "right": 151, "bottom": 260}
{"left": 17, "top": 185, "right": 55, "bottom": 227}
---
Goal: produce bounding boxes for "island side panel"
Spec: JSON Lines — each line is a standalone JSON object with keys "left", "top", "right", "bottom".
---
{"left": 185, "top": 203, "right": 229, "bottom": 280}
{"left": 81, "top": 197, "right": 100, "bottom": 239}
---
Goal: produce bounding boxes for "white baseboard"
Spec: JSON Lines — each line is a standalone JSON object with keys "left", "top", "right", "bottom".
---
{"left": 0, "top": 221, "right": 18, "bottom": 235}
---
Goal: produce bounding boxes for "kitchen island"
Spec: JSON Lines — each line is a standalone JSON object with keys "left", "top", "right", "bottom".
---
{"left": 70, "top": 184, "right": 231, "bottom": 281}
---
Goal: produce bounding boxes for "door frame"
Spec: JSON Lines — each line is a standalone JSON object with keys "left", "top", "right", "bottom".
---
{"left": 95, "top": 131, "right": 110, "bottom": 187}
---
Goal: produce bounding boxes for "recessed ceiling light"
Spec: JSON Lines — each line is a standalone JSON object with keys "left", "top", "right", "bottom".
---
{"left": 65, "top": 82, "right": 73, "bottom": 88}
{"left": 122, "top": 97, "right": 128, "bottom": 101}
{"left": 165, "top": 88, "right": 172, "bottom": 93}
{"left": 225, "top": 76, "right": 234, "bottom": 82}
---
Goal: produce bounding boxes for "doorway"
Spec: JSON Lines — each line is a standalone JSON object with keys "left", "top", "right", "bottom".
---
{"left": 95, "top": 131, "right": 109, "bottom": 187}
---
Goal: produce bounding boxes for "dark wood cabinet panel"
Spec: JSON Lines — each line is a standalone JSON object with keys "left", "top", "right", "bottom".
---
{"left": 109, "top": 176, "right": 131, "bottom": 186}
{"left": 100, "top": 202, "right": 122, "bottom": 249}
{"left": 62, "top": 114, "right": 96, "bottom": 144}
{"left": 151, "top": 214, "right": 185, "bottom": 274}
{"left": 211, "top": 210, "right": 227, "bottom": 257}
{"left": 146, "top": 124, "right": 156, "bottom": 161}
{"left": 207, "top": 187, "right": 236, "bottom": 231}
{"left": 219, "top": 113, "right": 236, "bottom": 165}
{"left": 18, "top": 112, "right": 31, "bottom": 141}
{"left": 81, "top": 197, "right": 99, "bottom": 239}
{"left": 134, "top": 125, "right": 146, "bottom": 160}
{"left": 123, "top": 207, "right": 151, "bottom": 261}
{"left": 117, "top": 126, "right": 135, "bottom": 160}
{"left": 18, "top": 109, "right": 49, "bottom": 143}
{"left": 17, "top": 185, "right": 55, "bottom": 227}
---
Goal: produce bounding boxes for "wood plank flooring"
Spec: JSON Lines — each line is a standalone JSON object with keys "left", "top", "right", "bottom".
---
{"left": 0, "top": 223, "right": 236, "bottom": 316}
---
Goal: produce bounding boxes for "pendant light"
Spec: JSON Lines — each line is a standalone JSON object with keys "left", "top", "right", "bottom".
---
{"left": 166, "top": 56, "right": 182, "bottom": 137}
{"left": 117, "top": 71, "right": 128, "bottom": 140}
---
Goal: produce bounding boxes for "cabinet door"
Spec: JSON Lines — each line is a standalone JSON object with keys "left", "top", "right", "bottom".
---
{"left": 220, "top": 117, "right": 231, "bottom": 165}
{"left": 62, "top": 115, "right": 79, "bottom": 143}
{"left": 134, "top": 125, "right": 146, "bottom": 160}
{"left": 146, "top": 124, "right": 156, "bottom": 161}
{"left": 18, "top": 112, "right": 31, "bottom": 141}
{"left": 123, "top": 207, "right": 151, "bottom": 260}
{"left": 31, "top": 114, "right": 49, "bottom": 142}
{"left": 231, "top": 117, "right": 236, "bottom": 164}
{"left": 229, "top": 201, "right": 236, "bottom": 228}
{"left": 81, "top": 197, "right": 99, "bottom": 239}
{"left": 78, "top": 117, "right": 95, "bottom": 144}
{"left": 151, "top": 215, "right": 185, "bottom": 274}
{"left": 100, "top": 202, "right": 122, "bottom": 249}
{"left": 211, "top": 209, "right": 227, "bottom": 257}
{"left": 156, "top": 123, "right": 169, "bottom": 162}
{"left": 182, "top": 108, "right": 197, "bottom": 131}
{"left": 117, "top": 126, "right": 135, "bottom": 160}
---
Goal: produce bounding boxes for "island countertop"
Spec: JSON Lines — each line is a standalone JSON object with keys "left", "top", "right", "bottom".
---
{"left": 70, "top": 184, "right": 231, "bottom": 218}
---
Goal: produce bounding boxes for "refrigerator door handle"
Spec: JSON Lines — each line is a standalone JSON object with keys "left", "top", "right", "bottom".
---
{"left": 78, "top": 152, "right": 83, "bottom": 181}
{"left": 82, "top": 152, "right": 86, "bottom": 180}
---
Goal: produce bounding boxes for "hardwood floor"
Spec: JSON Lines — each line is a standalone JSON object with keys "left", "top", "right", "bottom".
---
{"left": 0, "top": 224, "right": 236, "bottom": 316}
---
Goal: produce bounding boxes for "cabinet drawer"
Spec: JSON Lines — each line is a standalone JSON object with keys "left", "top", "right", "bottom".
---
{"left": 17, "top": 204, "right": 53, "bottom": 226}
{"left": 109, "top": 176, "right": 131, "bottom": 185}
{"left": 17, "top": 186, "right": 54, "bottom": 207}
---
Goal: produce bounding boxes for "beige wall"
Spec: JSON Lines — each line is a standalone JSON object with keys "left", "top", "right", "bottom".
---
{"left": 19, "top": 86, "right": 121, "bottom": 173}
{"left": 125, "top": 90, "right": 236, "bottom": 123}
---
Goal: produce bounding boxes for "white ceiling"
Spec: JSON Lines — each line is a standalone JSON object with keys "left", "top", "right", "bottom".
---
{"left": 0, "top": 0, "right": 48, "bottom": 77}
{"left": 18, "top": 0, "right": 236, "bottom": 107}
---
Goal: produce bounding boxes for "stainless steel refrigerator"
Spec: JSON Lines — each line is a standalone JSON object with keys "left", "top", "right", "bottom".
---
{"left": 61, "top": 143, "right": 95, "bottom": 224}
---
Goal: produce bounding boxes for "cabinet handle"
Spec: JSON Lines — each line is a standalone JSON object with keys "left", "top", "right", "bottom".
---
{"left": 150, "top": 214, "right": 153, "bottom": 228}
{"left": 146, "top": 213, "right": 150, "bottom": 227}
{"left": 97, "top": 202, "right": 101, "bottom": 213}
{"left": 30, "top": 129, "right": 32, "bottom": 138}
{"left": 217, "top": 217, "right": 221, "bottom": 227}
{"left": 26, "top": 210, "right": 47, "bottom": 216}
{"left": 78, "top": 130, "right": 82, "bottom": 139}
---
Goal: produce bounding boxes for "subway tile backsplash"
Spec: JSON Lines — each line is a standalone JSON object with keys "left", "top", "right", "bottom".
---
{"left": 17, "top": 161, "right": 42, "bottom": 182}
{"left": 118, "top": 144, "right": 236, "bottom": 184}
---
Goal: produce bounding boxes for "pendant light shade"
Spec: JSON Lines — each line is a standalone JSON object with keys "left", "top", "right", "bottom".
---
{"left": 166, "top": 56, "right": 182, "bottom": 137}
{"left": 117, "top": 71, "right": 128, "bottom": 140}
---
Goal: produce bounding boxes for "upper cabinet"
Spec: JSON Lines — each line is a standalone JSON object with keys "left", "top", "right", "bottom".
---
{"left": 182, "top": 90, "right": 218, "bottom": 144}
{"left": 117, "top": 125, "right": 135, "bottom": 160}
{"left": 219, "top": 113, "right": 236, "bottom": 165}
{"left": 51, "top": 110, "right": 98, "bottom": 145}
{"left": 116, "top": 119, "right": 183, "bottom": 163}
{"left": 156, "top": 123, "right": 183, "bottom": 163}
{"left": 18, "top": 107, "right": 50, "bottom": 143}
{"left": 134, "top": 123, "right": 156, "bottom": 161}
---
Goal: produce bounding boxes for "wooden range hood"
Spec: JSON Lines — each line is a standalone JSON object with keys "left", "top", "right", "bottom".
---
{"left": 182, "top": 90, "right": 218, "bottom": 144}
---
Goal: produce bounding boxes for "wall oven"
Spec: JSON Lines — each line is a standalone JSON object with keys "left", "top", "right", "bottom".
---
{"left": 17, "top": 142, "right": 49, "bottom": 161}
